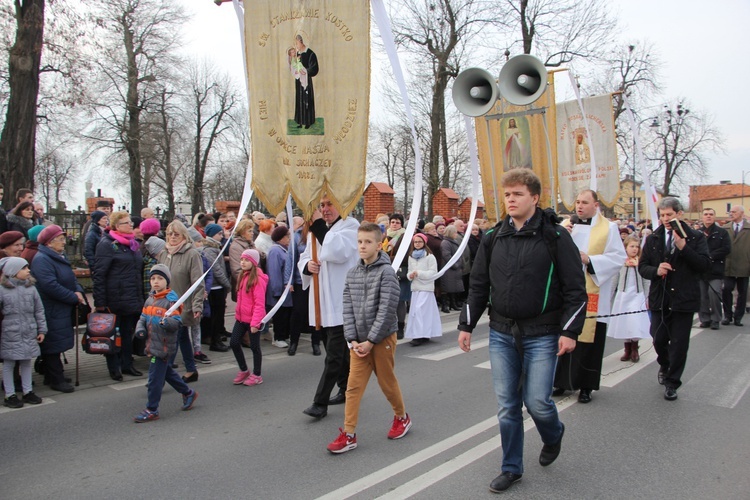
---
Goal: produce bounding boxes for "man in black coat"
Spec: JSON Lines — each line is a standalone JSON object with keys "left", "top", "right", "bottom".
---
{"left": 639, "top": 197, "right": 711, "bottom": 401}
{"left": 698, "top": 208, "right": 732, "bottom": 330}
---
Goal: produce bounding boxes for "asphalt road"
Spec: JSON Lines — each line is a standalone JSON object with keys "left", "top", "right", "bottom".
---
{"left": 1, "top": 312, "right": 749, "bottom": 499}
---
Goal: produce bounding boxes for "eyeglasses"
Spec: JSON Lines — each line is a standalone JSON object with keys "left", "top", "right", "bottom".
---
{"left": 117, "top": 220, "right": 134, "bottom": 226}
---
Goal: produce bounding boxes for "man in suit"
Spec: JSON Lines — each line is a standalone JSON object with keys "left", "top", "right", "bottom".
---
{"left": 722, "top": 205, "right": 750, "bottom": 326}
{"left": 698, "top": 208, "right": 732, "bottom": 329}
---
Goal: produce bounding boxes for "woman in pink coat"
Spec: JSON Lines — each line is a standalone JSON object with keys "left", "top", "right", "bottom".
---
{"left": 230, "top": 249, "right": 268, "bottom": 387}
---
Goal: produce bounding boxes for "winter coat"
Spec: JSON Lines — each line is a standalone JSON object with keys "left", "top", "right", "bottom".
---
{"left": 235, "top": 268, "right": 268, "bottom": 328}
{"left": 6, "top": 213, "right": 34, "bottom": 239}
{"left": 31, "top": 244, "right": 82, "bottom": 354}
{"left": 425, "top": 234, "right": 444, "bottom": 268}
{"left": 255, "top": 232, "right": 273, "bottom": 258}
{"left": 157, "top": 242, "right": 204, "bottom": 327}
{"left": 723, "top": 220, "right": 750, "bottom": 277}
{"left": 0, "top": 276, "right": 47, "bottom": 360}
{"left": 284, "top": 230, "right": 305, "bottom": 286}
{"left": 458, "top": 208, "right": 588, "bottom": 339}
{"left": 135, "top": 289, "right": 182, "bottom": 360}
{"left": 639, "top": 221, "right": 711, "bottom": 312}
{"left": 440, "top": 237, "right": 465, "bottom": 293}
{"left": 93, "top": 232, "right": 144, "bottom": 315}
{"left": 203, "top": 238, "right": 231, "bottom": 289}
{"left": 408, "top": 252, "right": 438, "bottom": 292}
{"left": 342, "top": 250, "right": 400, "bottom": 344}
{"left": 700, "top": 223, "right": 732, "bottom": 280}
{"left": 229, "top": 236, "right": 253, "bottom": 301}
{"left": 21, "top": 240, "right": 39, "bottom": 265}
{"left": 298, "top": 217, "right": 360, "bottom": 328}
{"left": 266, "top": 242, "right": 292, "bottom": 307}
{"left": 84, "top": 223, "right": 104, "bottom": 269}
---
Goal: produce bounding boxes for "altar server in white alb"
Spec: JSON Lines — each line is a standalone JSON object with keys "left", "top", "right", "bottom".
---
{"left": 554, "top": 189, "right": 626, "bottom": 403}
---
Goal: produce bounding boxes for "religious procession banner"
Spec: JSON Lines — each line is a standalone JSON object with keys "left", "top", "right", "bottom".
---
{"left": 245, "top": 1, "right": 369, "bottom": 218}
{"left": 474, "top": 78, "right": 557, "bottom": 223}
{"left": 556, "top": 94, "right": 619, "bottom": 210}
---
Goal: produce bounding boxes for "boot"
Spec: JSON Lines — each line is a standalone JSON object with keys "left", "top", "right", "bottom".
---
{"left": 450, "top": 294, "right": 462, "bottom": 311}
{"left": 620, "top": 341, "right": 632, "bottom": 362}
{"left": 440, "top": 297, "right": 450, "bottom": 314}
{"left": 397, "top": 322, "right": 405, "bottom": 340}
{"left": 630, "top": 341, "right": 640, "bottom": 363}
{"left": 287, "top": 342, "right": 298, "bottom": 356}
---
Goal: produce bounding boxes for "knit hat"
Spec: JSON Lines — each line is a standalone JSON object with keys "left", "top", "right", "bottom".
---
{"left": 414, "top": 233, "right": 428, "bottom": 244}
{"left": 0, "top": 231, "right": 24, "bottom": 248}
{"left": 271, "top": 225, "right": 289, "bottom": 242}
{"left": 131, "top": 216, "right": 143, "bottom": 229}
{"left": 0, "top": 256, "right": 28, "bottom": 277}
{"left": 241, "top": 248, "right": 260, "bottom": 266}
{"left": 140, "top": 218, "right": 161, "bottom": 236}
{"left": 37, "top": 225, "right": 65, "bottom": 246}
{"left": 27, "top": 225, "right": 45, "bottom": 242}
{"left": 205, "top": 223, "right": 223, "bottom": 238}
{"left": 187, "top": 226, "right": 204, "bottom": 242}
{"left": 90, "top": 211, "right": 107, "bottom": 224}
{"left": 149, "top": 263, "right": 171, "bottom": 285}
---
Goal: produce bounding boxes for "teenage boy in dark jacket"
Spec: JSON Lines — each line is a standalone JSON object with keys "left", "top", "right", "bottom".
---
{"left": 639, "top": 197, "right": 710, "bottom": 401}
{"left": 457, "top": 169, "right": 587, "bottom": 493}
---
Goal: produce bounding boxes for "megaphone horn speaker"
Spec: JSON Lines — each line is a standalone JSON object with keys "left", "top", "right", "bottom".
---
{"left": 497, "top": 54, "right": 548, "bottom": 106}
{"left": 452, "top": 68, "right": 499, "bottom": 117}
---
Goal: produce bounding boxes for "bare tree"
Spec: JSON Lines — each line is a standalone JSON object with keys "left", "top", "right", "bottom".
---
{"left": 84, "top": 0, "right": 187, "bottom": 213}
{"left": 646, "top": 100, "right": 723, "bottom": 196}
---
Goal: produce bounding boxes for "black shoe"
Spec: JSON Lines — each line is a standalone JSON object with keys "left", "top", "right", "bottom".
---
{"left": 710, "top": 322, "right": 720, "bottom": 330}
{"left": 664, "top": 387, "right": 678, "bottom": 401}
{"left": 312, "top": 344, "right": 321, "bottom": 356}
{"left": 110, "top": 371, "right": 123, "bottom": 381}
{"left": 552, "top": 387, "right": 566, "bottom": 397}
{"left": 489, "top": 472, "right": 522, "bottom": 493}
{"left": 182, "top": 372, "right": 199, "bottom": 383}
{"left": 122, "top": 367, "right": 143, "bottom": 377}
{"left": 441, "top": 304, "right": 450, "bottom": 314}
{"left": 171, "top": 363, "right": 178, "bottom": 369}
{"left": 209, "top": 342, "right": 229, "bottom": 353}
{"left": 43, "top": 376, "right": 71, "bottom": 386}
{"left": 4, "top": 394, "right": 23, "bottom": 408}
{"left": 657, "top": 368, "right": 668, "bottom": 385}
{"left": 287, "top": 342, "right": 298, "bottom": 356}
{"left": 577, "top": 389, "right": 592, "bottom": 404}
{"left": 50, "top": 382, "right": 75, "bottom": 393}
{"left": 699, "top": 322, "right": 710, "bottom": 328}
{"left": 328, "top": 391, "right": 346, "bottom": 405}
{"left": 539, "top": 422, "right": 565, "bottom": 466}
{"left": 409, "top": 338, "right": 425, "bottom": 346}
{"left": 22, "top": 392, "right": 42, "bottom": 405}
{"left": 721, "top": 318, "right": 731, "bottom": 325}
{"left": 734, "top": 320, "right": 743, "bottom": 327}
{"left": 302, "top": 404, "right": 328, "bottom": 419}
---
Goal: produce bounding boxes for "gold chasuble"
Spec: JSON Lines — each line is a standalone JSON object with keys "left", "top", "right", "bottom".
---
{"left": 580, "top": 215, "right": 609, "bottom": 343}
{"left": 245, "top": 1, "right": 370, "bottom": 218}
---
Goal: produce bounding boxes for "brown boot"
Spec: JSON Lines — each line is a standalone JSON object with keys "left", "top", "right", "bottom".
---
{"left": 630, "top": 341, "right": 640, "bottom": 363}
{"left": 620, "top": 341, "right": 632, "bottom": 362}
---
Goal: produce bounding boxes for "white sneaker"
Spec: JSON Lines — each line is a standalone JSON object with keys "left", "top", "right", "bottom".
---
{"left": 272, "top": 340, "right": 289, "bottom": 348}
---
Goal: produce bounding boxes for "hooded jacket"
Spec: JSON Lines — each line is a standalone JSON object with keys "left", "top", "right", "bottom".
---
{"left": 136, "top": 289, "right": 182, "bottom": 360}
{"left": 342, "top": 250, "right": 400, "bottom": 344}
{"left": 235, "top": 268, "right": 269, "bottom": 328}
{"left": 0, "top": 275, "right": 47, "bottom": 360}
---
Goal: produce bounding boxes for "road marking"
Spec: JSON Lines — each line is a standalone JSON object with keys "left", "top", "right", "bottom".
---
{"left": 0, "top": 397, "right": 56, "bottom": 414}
{"left": 681, "top": 334, "right": 750, "bottom": 408}
{"left": 408, "top": 317, "right": 489, "bottom": 361}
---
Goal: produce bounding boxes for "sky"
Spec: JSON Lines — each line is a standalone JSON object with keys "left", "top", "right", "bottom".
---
{"left": 169, "top": 1, "right": 749, "bottom": 207}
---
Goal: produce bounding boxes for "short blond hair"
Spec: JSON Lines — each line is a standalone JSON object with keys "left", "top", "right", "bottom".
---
{"left": 109, "top": 211, "right": 130, "bottom": 228}
{"left": 235, "top": 218, "right": 255, "bottom": 239}
{"left": 165, "top": 220, "right": 190, "bottom": 242}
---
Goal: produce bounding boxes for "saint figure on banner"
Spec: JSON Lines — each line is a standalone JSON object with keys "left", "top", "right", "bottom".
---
{"left": 575, "top": 131, "right": 591, "bottom": 165}
{"left": 502, "top": 117, "right": 531, "bottom": 170}
{"left": 293, "top": 34, "right": 319, "bottom": 130}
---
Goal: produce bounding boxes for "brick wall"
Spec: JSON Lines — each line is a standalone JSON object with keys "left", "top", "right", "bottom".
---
{"left": 363, "top": 184, "right": 394, "bottom": 222}
{"left": 432, "top": 192, "right": 459, "bottom": 219}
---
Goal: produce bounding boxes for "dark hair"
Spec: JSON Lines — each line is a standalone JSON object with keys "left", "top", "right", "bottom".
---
{"left": 389, "top": 213, "right": 405, "bottom": 226}
{"left": 500, "top": 169, "right": 541, "bottom": 197}
{"left": 13, "top": 201, "right": 34, "bottom": 216}
{"left": 359, "top": 222, "right": 383, "bottom": 242}
{"left": 96, "top": 199, "right": 112, "bottom": 208}
{"left": 579, "top": 189, "right": 599, "bottom": 202}
{"left": 658, "top": 197, "right": 683, "bottom": 213}
{"left": 15, "top": 188, "right": 32, "bottom": 201}
{"left": 702, "top": 207, "right": 715, "bottom": 214}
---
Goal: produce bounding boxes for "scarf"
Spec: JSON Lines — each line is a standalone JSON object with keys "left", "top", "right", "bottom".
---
{"left": 165, "top": 239, "right": 187, "bottom": 255}
{"left": 110, "top": 230, "right": 140, "bottom": 252}
{"left": 386, "top": 227, "right": 405, "bottom": 240}
{"left": 411, "top": 249, "right": 426, "bottom": 260}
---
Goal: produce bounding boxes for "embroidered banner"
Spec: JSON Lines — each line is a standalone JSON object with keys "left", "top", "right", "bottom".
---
{"left": 556, "top": 94, "right": 619, "bottom": 210}
{"left": 245, "top": 1, "right": 370, "bottom": 218}
{"left": 474, "top": 79, "right": 557, "bottom": 223}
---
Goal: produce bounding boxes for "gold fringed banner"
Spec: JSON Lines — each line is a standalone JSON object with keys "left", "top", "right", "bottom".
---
{"left": 245, "top": 1, "right": 370, "bottom": 218}
{"left": 474, "top": 78, "right": 557, "bottom": 223}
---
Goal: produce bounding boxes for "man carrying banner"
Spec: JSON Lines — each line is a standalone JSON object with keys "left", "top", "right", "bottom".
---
{"left": 554, "top": 190, "right": 626, "bottom": 403}
{"left": 300, "top": 196, "right": 359, "bottom": 419}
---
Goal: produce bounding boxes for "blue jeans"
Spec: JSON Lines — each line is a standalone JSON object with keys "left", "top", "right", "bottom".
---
{"left": 147, "top": 356, "right": 191, "bottom": 411}
{"left": 169, "top": 326, "right": 196, "bottom": 373}
{"left": 489, "top": 329, "right": 564, "bottom": 475}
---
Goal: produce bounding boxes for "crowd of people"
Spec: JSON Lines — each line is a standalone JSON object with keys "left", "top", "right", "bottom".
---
{"left": 0, "top": 180, "right": 748, "bottom": 493}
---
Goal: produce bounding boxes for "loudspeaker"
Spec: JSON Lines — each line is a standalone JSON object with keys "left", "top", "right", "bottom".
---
{"left": 452, "top": 67, "right": 499, "bottom": 117}
{"left": 497, "top": 54, "right": 548, "bottom": 106}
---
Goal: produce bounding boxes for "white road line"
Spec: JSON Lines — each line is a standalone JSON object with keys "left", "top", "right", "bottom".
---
{"left": 475, "top": 360, "right": 491, "bottom": 370}
{"left": 109, "top": 362, "right": 238, "bottom": 391}
{"left": 408, "top": 317, "right": 489, "bottom": 361}
{"left": 0, "top": 397, "right": 56, "bottom": 414}
{"left": 681, "top": 334, "right": 750, "bottom": 408}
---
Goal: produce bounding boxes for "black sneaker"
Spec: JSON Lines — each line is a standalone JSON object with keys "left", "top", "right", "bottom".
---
{"left": 489, "top": 472, "right": 522, "bottom": 493}
{"left": 22, "top": 392, "right": 42, "bottom": 405}
{"left": 4, "top": 394, "right": 23, "bottom": 409}
{"left": 539, "top": 422, "right": 565, "bottom": 466}
{"left": 664, "top": 387, "right": 678, "bottom": 401}
{"left": 194, "top": 352, "right": 212, "bottom": 364}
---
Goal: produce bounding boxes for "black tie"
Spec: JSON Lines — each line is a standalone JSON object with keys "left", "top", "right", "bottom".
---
{"left": 667, "top": 231, "right": 674, "bottom": 254}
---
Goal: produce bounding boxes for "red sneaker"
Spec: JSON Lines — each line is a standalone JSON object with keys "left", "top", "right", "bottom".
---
{"left": 327, "top": 428, "right": 357, "bottom": 454}
{"left": 388, "top": 413, "right": 412, "bottom": 440}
